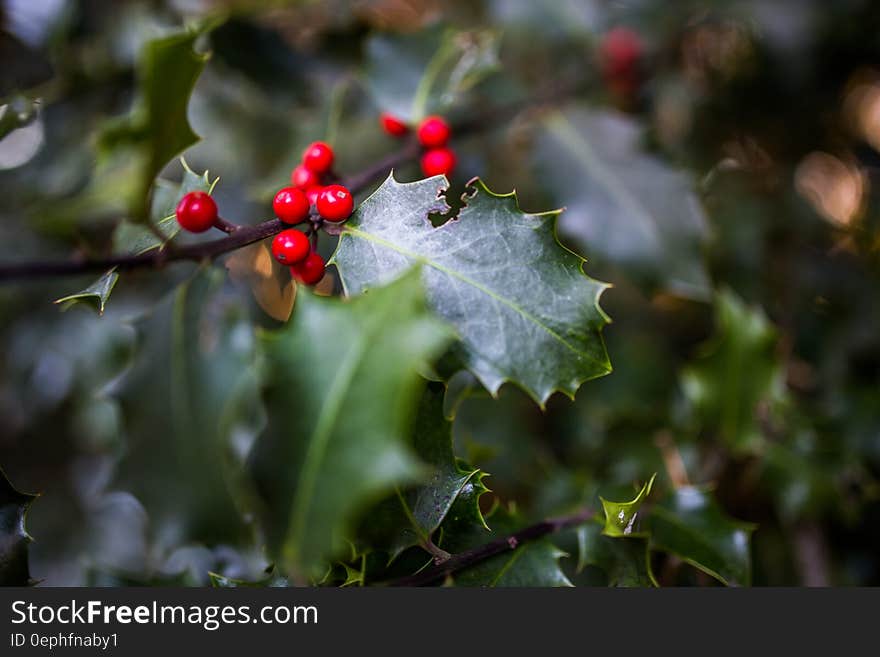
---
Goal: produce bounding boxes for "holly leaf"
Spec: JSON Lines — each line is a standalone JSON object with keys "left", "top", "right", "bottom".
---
{"left": 331, "top": 174, "right": 611, "bottom": 407}
{"left": 359, "top": 385, "right": 485, "bottom": 559}
{"left": 98, "top": 27, "right": 213, "bottom": 221}
{"left": 680, "top": 289, "right": 786, "bottom": 451}
{"left": 111, "top": 267, "right": 260, "bottom": 545}
{"left": 576, "top": 523, "right": 657, "bottom": 587}
{"left": 364, "top": 26, "right": 499, "bottom": 122}
{"left": 53, "top": 269, "right": 119, "bottom": 316}
{"left": 536, "top": 107, "right": 710, "bottom": 300}
{"left": 0, "top": 467, "right": 38, "bottom": 586}
{"left": 396, "top": 387, "right": 484, "bottom": 554}
{"left": 248, "top": 269, "right": 452, "bottom": 579}
{"left": 600, "top": 473, "right": 656, "bottom": 537}
{"left": 648, "top": 486, "right": 756, "bottom": 586}
{"left": 440, "top": 502, "right": 572, "bottom": 587}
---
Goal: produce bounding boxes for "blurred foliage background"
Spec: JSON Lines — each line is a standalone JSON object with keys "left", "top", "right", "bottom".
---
{"left": 1, "top": 0, "right": 879, "bottom": 586}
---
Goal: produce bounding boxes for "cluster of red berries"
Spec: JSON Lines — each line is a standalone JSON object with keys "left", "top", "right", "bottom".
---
{"left": 270, "top": 141, "right": 354, "bottom": 285}
{"left": 174, "top": 141, "right": 356, "bottom": 287}
{"left": 380, "top": 113, "right": 457, "bottom": 178}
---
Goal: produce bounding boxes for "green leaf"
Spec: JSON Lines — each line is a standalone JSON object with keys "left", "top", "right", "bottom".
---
{"left": 396, "top": 388, "right": 484, "bottom": 551}
{"left": 681, "top": 289, "right": 786, "bottom": 451}
{"left": 364, "top": 26, "right": 499, "bottom": 122}
{"left": 0, "top": 467, "right": 37, "bottom": 586}
{"left": 97, "top": 27, "right": 212, "bottom": 221}
{"left": 537, "top": 107, "right": 710, "bottom": 300}
{"left": 111, "top": 267, "right": 260, "bottom": 545}
{"left": 441, "top": 503, "right": 572, "bottom": 587}
{"left": 53, "top": 269, "right": 119, "bottom": 315}
{"left": 600, "top": 473, "right": 656, "bottom": 537}
{"left": 248, "top": 269, "right": 452, "bottom": 579}
{"left": 648, "top": 486, "right": 756, "bottom": 586}
{"left": 332, "top": 174, "right": 612, "bottom": 407}
{"left": 576, "top": 523, "right": 657, "bottom": 587}
{"left": 357, "top": 385, "right": 485, "bottom": 560}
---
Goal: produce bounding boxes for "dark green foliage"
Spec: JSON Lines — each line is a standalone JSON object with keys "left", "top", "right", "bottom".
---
{"left": 1, "top": 0, "right": 878, "bottom": 588}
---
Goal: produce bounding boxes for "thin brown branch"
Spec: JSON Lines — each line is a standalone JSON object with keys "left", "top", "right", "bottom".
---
{"left": 385, "top": 507, "right": 595, "bottom": 587}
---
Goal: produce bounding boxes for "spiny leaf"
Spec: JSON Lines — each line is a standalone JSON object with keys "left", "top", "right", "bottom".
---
{"left": 98, "top": 27, "right": 213, "bottom": 221}
{"left": 248, "top": 269, "right": 452, "bottom": 579}
{"left": 111, "top": 267, "right": 260, "bottom": 545}
{"left": 0, "top": 467, "right": 38, "bottom": 586}
{"left": 54, "top": 269, "right": 119, "bottom": 316}
{"left": 681, "top": 289, "right": 787, "bottom": 451}
{"left": 332, "top": 174, "right": 612, "bottom": 407}
{"left": 648, "top": 486, "right": 756, "bottom": 586}
{"left": 357, "top": 385, "right": 486, "bottom": 560}
{"left": 393, "top": 386, "right": 484, "bottom": 556}
{"left": 340, "top": 559, "right": 366, "bottom": 587}
{"left": 537, "top": 107, "right": 710, "bottom": 300}
{"left": 576, "top": 522, "right": 657, "bottom": 587}
{"left": 600, "top": 473, "right": 656, "bottom": 537}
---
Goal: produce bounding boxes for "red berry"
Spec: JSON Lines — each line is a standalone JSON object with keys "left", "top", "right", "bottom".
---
{"left": 175, "top": 191, "right": 217, "bottom": 233}
{"left": 290, "top": 251, "right": 325, "bottom": 286}
{"left": 306, "top": 185, "right": 324, "bottom": 207}
{"left": 273, "top": 186, "right": 310, "bottom": 225}
{"left": 316, "top": 184, "right": 354, "bottom": 222}
{"left": 417, "top": 116, "right": 450, "bottom": 148}
{"left": 291, "top": 165, "right": 320, "bottom": 190}
{"left": 271, "top": 229, "right": 310, "bottom": 265}
{"left": 420, "top": 147, "right": 456, "bottom": 177}
{"left": 599, "top": 27, "right": 642, "bottom": 79}
{"left": 380, "top": 112, "right": 409, "bottom": 137}
{"left": 302, "top": 141, "right": 334, "bottom": 174}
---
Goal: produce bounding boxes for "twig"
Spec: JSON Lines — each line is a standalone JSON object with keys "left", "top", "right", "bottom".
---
{"left": 385, "top": 507, "right": 595, "bottom": 587}
{"left": 0, "top": 219, "right": 286, "bottom": 279}
{"left": 0, "top": 80, "right": 593, "bottom": 283}
{"left": 0, "top": 142, "right": 414, "bottom": 282}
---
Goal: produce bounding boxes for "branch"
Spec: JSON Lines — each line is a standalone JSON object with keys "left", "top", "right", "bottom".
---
{"left": 0, "top": 139, "right": 421, "bottom": 282}
{"left": 385, "top": 507, "right": 595, "bottom": 587}
{"left": 0, "top": 79, "right": 593, "bottom": 283}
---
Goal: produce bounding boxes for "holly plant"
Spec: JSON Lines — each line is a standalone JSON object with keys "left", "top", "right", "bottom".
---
{"left": 1, "top": 2, "right": 877, "bottom": 588}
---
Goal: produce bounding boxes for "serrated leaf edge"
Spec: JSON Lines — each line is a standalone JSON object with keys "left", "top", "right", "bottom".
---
{"left": 332, "top": 172, "right": 613, "bottom": 408}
